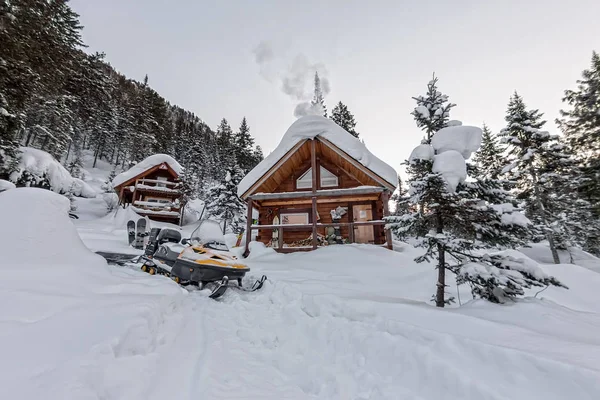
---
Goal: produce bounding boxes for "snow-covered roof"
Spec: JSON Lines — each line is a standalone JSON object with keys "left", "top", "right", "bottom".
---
{"left": 237, "top": 116, "right": 398, "bottom": 197}
{"left": 112, "top": 154, "right": 183, "bottom": 188}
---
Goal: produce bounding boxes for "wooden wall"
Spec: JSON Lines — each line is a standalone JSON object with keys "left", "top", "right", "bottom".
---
{"left": 255, "top": 198, "right": 386, "bottom": 247}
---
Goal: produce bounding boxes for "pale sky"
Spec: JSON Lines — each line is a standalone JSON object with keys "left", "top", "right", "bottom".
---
{"left": 71, "top": 0, "right": 600, "bottom": 178}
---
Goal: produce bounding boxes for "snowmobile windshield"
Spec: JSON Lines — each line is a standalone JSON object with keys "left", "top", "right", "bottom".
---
{"left": 204, "top": 241, "right": 229, "bottom": 251}
{"left": 189, "top": 220, "right": 229, "bottom": 249}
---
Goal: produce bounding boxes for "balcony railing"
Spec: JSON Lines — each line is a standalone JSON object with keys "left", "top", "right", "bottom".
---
{"left": 134, "top": 178, "right": 181, "bottom": 194}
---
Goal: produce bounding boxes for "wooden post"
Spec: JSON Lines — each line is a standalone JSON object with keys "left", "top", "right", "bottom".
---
{"left": 381, "top": 191, "right": 393, "bottom": 250}
{"left": 244, "top": 198, "right": 253, "bottom": 257}
{"left": 278, "top": 225, "right": 283, "bottom": 249}
{"left": 311, "top": 139, "right": 318, "bottom": 249}
{"left": 312, "top": 196, "right": 318, "bottom": 249}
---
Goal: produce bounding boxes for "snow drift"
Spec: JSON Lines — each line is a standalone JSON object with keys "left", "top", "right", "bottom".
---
{"left": 9, "top": 147, "right": 96, "bottom": 197}
{"left": 0, "top": 187, "right": 185, "bottom": 399}
{"left": 237, "top": 115, "right": 398, "bottom": 197}
{"left": 112, "top": 154, "right": 183, "bottom": 188}
{"left": 0, "top": 187, "right": 103, "bottom": 266}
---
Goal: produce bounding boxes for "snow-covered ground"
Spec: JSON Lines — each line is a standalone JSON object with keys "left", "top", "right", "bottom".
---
{"left": 2, "top": 184, "right": 600, "bottom": 399}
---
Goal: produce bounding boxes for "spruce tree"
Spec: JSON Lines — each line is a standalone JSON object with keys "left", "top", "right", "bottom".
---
{"left": 234, "top": 117, "right": 256, "bottom": 173}
{"left": 386, "top": 79, "right": 562, "bottom": 306}
{"left": 390, "top": 176, "right": 408, "bottom": 217}
{"left": 411, "top": 75, "right": 455, "bottom": 143}
{"left": 330, "top": 101, "right": 359, "bottom": 138}
{"left": 472, "top": 124, "right": 504, "bottom": 180}
{"left": 215, "top": 118, "right": 236, "bottom": 175}
{"left": 500, "top": 92, "right": 573, "bottom": 264}
{"left": 204, "top": 165, "right": 247, "bottom": 234}
{"left": 310, "top": 72, "right": 327, "bottom": 117}
{"left": 557, "top": 51, "right": 600, "bottom": 253}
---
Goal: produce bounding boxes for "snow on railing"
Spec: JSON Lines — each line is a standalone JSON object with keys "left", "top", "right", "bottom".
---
{"left": 131, "top": 206, "right": 180, "bottom": 217}
{"left": 135, "top": 183, "right": 180, "bottom": 193}
{"left": 133, "top": 200, "right": 179, "bottom": 209}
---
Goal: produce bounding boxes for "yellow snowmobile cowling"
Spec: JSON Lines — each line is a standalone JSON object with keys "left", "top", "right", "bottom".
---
{"left": 178, "top": 246, "right": 249, "bottom": 270}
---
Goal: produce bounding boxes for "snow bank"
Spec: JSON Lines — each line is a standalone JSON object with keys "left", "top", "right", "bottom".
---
{"left": 0, "top": 187, "right": 103, "bottom": 266}
{"left": 112, "top": 154, "right": 183, "bottom": 188}
{"left": 432, "top": 125, "right": 483, "bottom": 159}
{"left": 238, "top": 116, "right": 398, "bottom": 197}
{"left": 0, "top": 179, "right": 15, "bottom": 192}
{"left": 432, "top": 150, "right": 467, "bottom": 192}
{"left": 0, "top": 187, "right": 187, "bottom": 399}
{"left": 9, "top": 147, "right": 97, "bottom": 197}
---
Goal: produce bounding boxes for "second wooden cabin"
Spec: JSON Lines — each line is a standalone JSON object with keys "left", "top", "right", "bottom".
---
{"left": 238, "top": 115, "right": 398, "bottom": 254}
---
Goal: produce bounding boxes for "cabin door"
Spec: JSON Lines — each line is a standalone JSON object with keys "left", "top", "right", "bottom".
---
{"left": 352, "top": 204, "right": 374, "bottom": 244}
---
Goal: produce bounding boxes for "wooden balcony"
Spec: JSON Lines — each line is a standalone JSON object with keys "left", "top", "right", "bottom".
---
{"left": 134, "top": 178, "right": 181, "bottom": 194}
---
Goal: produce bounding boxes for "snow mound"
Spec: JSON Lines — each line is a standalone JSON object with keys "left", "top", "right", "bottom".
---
{"left": 9, "top": 147, "right": 97, "bottom": 197}
{"left": 238, "top": 115, "right": 398, "bottom": 197}
{"left": 246, "top": 241, "right": 278, "bottom": 259}
{"left": 409, "top": 144, "right": 434, "bottom": 162}
{"left": 0, "top": 187, "right": 104, "bottom": 266}
{"left": 112, "top": 154, "right": 183, "bottom": 188}
{"left": 432, "top": 150, "right": 467, "bottom": 192}
{"left": 0, "top": 179, "right": 15, "bottom": 192}
{"left": 432, "top": 125, "right": 483, "bottom": 159}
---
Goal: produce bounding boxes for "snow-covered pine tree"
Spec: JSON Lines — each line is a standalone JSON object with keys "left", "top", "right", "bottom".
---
{"left": 386, "top": 79, "right": 563, "bottom": 306}
{"left": 411, "top": 74, "right": 456, "bottom": 143}
{"left": 234, "top": 117, "right": 256, "bottom": 173}
{"left": 390, "top": 176, "right": 409, "bottom": 217}
{"left": 330, "top": 101, "right": 359, "bottom": 138}
{"left": 204, "top": 165, "right": 247, "bottom": 234}
{"left": 216, "top": 118, "right": 236, "bottom": 176}
{"left": 0, "top": 93, "right": 20, "bottom": 179}
{"left": 311, "top": 72, "right": 327, "bottom": 117}
{"left": 102, "top": 168, "right": 117, "bottom": 193}
{"left": 557, "top": 51, "right": 600, "bottom": 253}
{"left": 472, "top": 123, "right": 505, "bottom": 180}
{"left": 500, "top": 92, "right": 575, "bottom": 264}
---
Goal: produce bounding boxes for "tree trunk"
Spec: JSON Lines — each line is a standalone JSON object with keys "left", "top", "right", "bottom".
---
{"left": 436, "top": 242, "right": 446, "bottom": 307}
{"left": 93, "top": 143, "right": 100, "bottom": 168}
{"left": 531, "top": 170, "right": 560, "bottom": 264}
{"left": 24, "top": 129, "right": 33, "bottom": 146}
{"left": 435, "top": 211, "right": 446, "bottom": 307}
{"left": 546, "top": 232, "right": 560, "bottom": 264}
{"left": 64, "top": 141, "right": 72, "bottom": 165}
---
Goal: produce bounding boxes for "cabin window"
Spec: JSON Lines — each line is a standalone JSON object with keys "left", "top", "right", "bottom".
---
{"left": 320, "top": 166, "right": 338, "bottom": 187}
{"left": 280, "top": 212, "right": 309, "bottom": 225}
{"left": 156, "top": 176, "right": 168, "bottom": 187}
{"left": 296, "top": 166, "right": 338, "bottom": 189}
{"left": 296, "top": 169, "right": 312, "bottom": 189}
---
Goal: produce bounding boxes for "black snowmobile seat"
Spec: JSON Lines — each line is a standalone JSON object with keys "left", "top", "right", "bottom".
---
{"left": 156, "top": 229, "right": 182, "bottom": 244}
{"left": 155, "top": 243, "right": 184, "bottom": 263}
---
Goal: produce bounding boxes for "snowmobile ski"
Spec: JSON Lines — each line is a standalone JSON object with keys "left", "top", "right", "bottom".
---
{"left": 127, "top": 220, "right": 136, "bottom": 245}
{"left": 208, "top": 276, "right": 229, "bottom": 299}
{"left": 135, "top": 218, "right": 147, "bottom": 249}
{"left": 230, "top": 275, "right": 268, "bottom": 293}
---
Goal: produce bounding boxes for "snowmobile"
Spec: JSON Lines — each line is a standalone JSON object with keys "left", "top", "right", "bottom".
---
{"left": 140, "top": 220, "right": 264, "bottom": 299}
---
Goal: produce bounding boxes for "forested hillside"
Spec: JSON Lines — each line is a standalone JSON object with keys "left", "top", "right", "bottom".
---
{"left": 0, "top": 0, "right": 262, "bottom": 198}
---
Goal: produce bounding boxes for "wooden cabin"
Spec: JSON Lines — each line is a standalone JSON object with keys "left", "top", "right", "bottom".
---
{"left": 112, "top": 155, "right": 184, "bottom": 225}
{"left": 238, "top": 115, "right": 398, "bottom": 254}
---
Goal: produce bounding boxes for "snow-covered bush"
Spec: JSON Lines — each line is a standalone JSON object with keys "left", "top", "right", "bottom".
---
{"left": 102, "top": 192, "right": 119, "bottom": 212}
{"left": 9, "top": 147, "right": 96, "bottom": 197}
{"left": 458, "top": 252, "right": 567, "bottom": 303}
